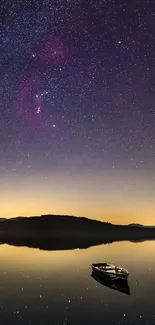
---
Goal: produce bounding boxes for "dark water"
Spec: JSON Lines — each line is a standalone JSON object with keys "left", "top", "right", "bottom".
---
{"left": 1, "top": 240, "right": 155, "bottom": 325}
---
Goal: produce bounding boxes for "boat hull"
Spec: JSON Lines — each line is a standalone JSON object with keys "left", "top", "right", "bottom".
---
{"left": 91, "top": 263, "right": 129, "bottom": 280}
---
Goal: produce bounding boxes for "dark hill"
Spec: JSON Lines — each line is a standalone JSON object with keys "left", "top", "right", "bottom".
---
{"left": 128, "top": 223, "right": 143, "bottom": 227}
{"left": 0, "top": 214, "right": 155, "bottom": 251}
{"left": 0, "top": 214, "right": 114, "bottom": 238}
{"left": 0, "top": 214, "right": 155, "bottom": 244}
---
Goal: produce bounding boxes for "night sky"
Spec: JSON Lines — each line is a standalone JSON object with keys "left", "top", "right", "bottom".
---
{"left": 0, "top": 0, "right": 155, "bottom": 224}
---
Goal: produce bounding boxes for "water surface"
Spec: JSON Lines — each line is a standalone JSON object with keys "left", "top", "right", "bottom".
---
{"left": 0, "top": 241, "right": 155, "bottom": 324}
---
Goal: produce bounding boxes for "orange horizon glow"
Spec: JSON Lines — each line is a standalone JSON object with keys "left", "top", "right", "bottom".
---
{"left": 0, "top": 168, "right": 154, "bottom": 225}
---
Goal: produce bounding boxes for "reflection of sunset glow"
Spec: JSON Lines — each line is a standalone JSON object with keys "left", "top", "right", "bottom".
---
{"left": 1, "top": 241, "right": 155, "bottom": 273}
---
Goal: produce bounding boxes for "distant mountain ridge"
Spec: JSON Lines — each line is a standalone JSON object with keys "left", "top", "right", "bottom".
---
{"left": 128, "top": 223, "right": 143, "bottom": 227}
{"left": 0, "top": 216, "right": 155, "bottom": 228}
{"left": 0, "top": 216, "right": 154, "bottom": 227}
{"left": 128, "top": 223, "right": 155, "bottom": 228}
{"left": 0, "top": 213, "right": 155, "bottom": 234}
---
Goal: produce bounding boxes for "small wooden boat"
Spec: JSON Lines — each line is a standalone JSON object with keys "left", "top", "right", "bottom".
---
{"left": 91, "top": 263, "right": 129, "bottom": 280}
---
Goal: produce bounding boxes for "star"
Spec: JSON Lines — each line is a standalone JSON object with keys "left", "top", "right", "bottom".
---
{"left": 0, "top": 0, "right": 154, "bottom": 227}
{"left": 36, "top": 106, "right": 41, "bottom": 114}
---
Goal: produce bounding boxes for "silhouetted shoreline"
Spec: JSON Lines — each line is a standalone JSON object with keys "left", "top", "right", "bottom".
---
{"left": 0, "top": 214, "right": 155, "bottom": 250}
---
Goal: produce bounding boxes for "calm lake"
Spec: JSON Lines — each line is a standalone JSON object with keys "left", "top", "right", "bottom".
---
{"left": 0, "top": 240, "right": 155, "bottom": 325}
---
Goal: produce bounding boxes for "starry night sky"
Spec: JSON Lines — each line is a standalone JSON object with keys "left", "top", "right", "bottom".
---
{"left": 0, "top": 0, "right": 155, "bottom": 224}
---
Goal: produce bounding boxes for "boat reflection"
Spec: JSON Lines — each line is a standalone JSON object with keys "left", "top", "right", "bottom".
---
{"left": 91, "top": 270, "right": 130, "bottom": 295}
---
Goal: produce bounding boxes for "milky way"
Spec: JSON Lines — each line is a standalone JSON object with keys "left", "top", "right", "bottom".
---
{"left": 0, "top": 0, "right": 155, "bottom": 222}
